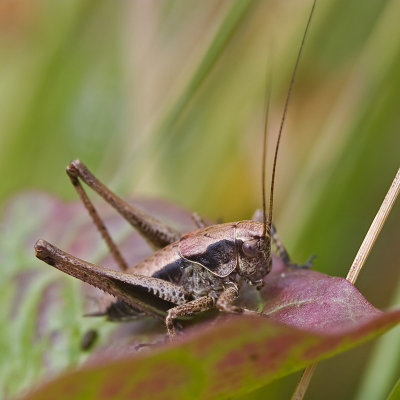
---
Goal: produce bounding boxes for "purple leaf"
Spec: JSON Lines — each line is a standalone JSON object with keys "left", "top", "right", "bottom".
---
{"left": 3, "top": 192, "right": 399, "bottom": 400}
{"left": 22, "top": 309, "right": 400, "bottom": 400}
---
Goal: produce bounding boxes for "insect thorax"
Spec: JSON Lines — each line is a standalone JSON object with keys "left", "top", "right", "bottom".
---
{"left": 180, "top": 264, "right": 225, "bottom": 301}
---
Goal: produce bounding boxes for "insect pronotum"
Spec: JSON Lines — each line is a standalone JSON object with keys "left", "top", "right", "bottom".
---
{"left": 34, "top": 1, "right": 317, "bottom": 337}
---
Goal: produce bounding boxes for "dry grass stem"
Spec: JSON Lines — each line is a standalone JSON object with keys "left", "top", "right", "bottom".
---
{"left": 291, "top": 166, "right": 400, "bottom": 400}
{"left": 291, "top": 363, "right": 317, "bottom": 400}
{"left": 346, "top": 167, "right": 400, "bottom": 283}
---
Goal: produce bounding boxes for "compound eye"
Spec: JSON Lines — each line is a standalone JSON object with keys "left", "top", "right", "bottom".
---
{"left": 242, "top": 240, "right": 259, "bottom": 258}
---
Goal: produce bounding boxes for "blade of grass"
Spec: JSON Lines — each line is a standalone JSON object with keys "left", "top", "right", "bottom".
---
{"left": 280, "top": 0, "right": 400, "bottom": 257}
{"left": 386, "top": 377, "right": 400, "bottom": 400}
{"left": 114, "top": 0, "right": 258, "bottom": 187}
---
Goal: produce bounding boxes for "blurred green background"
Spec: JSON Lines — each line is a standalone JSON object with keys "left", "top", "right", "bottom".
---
{"left": 0, "top": 0, "right": 399, "bottom": 399}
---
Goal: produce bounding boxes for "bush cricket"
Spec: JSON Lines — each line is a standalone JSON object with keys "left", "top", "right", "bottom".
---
{"left": 34, "top": 1, "right": 317, "bottom": 338}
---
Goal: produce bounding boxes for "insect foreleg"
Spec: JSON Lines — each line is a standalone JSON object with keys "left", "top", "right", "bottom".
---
{"left": 270, "top": 224, "right": 315, "bottom": 269}
{"left": 216, "top": 285, "right": 241, "bottom": 313}
{"left": 269, "top": 224, "right": 291, "bottom": 265}
{"left": 270, "top": 224, "right": 315, "bottom": 270}
{"left": 67, "top": 160, "right": 181, "bottom": 250}
{"left": 216, "top": 286, "right": 262, "bottom": 316}
{"left": 166, "top": 296, "right": 215, "bottom": 337}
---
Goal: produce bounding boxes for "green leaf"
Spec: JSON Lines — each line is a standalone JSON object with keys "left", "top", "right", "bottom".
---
{"left": 387, "top": 378, "right": 400, "bottom": 400}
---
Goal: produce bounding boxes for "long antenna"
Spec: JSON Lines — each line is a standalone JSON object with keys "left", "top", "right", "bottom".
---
{"left": 261, "top": 70, "right": 272, "bottom": 238}
{"left": 266, "top": 0, "right": 317, "bottom": 232}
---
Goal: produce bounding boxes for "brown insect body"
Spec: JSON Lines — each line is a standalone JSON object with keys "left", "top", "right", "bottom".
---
{"left": 35, "top": 214, "right": 271, "bottom": 334}
{"left": 179, "top": 221, "right": 271, "bottom": 281}
{"left": 34, "top": 1, "right": 317, "bottom": 337}
{"left": 111, "top": 220, "right": 271, "bottom": 316}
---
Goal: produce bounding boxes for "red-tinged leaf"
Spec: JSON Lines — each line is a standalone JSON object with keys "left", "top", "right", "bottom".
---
{"left": 22, "top": 310, "right": 400, "bottom": 400}
{"left": 3, "top": 192, "right": 400, "bottom": 399}
{"left": 1, "top": 192, "right": 196, "bottom": 398}
{"left": 260, "top": 266, "right": 382, "bottom": 334}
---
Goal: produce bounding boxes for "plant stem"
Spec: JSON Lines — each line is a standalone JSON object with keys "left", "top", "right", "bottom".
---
{"left": 346, "top": 167, "right": 400, "bottom": 283}
{"left": 291, "top": 166, "right": 400, "bottom": 400}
